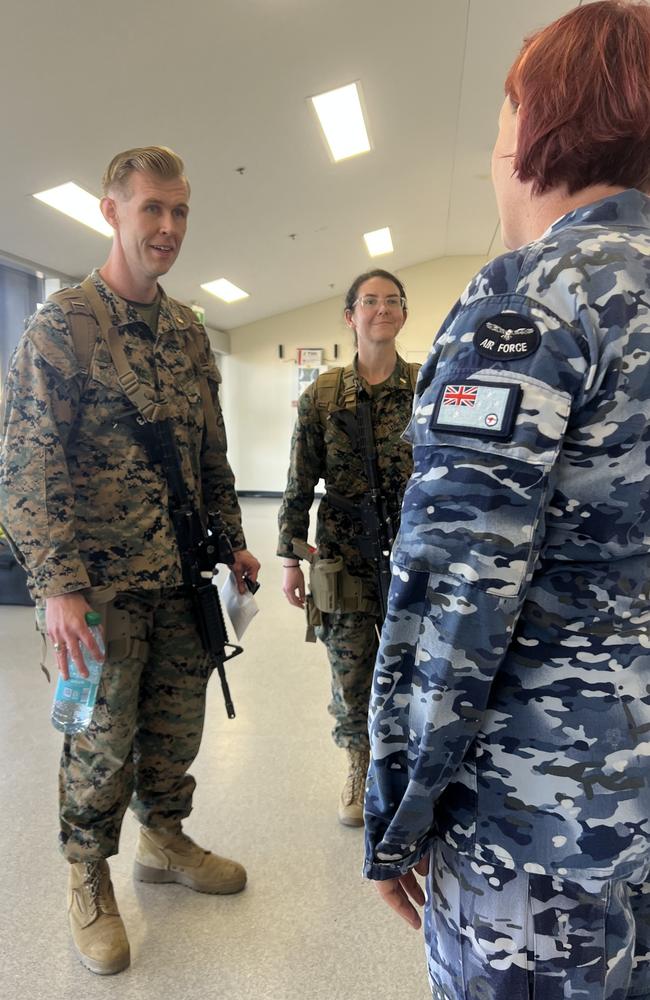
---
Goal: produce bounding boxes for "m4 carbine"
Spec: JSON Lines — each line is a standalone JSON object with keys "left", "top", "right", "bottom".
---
{"left": 326, "top": 389, "right": 395, "bottom": 621}
{"left": 135, "top": 414, "right": 242, "bottom": 718}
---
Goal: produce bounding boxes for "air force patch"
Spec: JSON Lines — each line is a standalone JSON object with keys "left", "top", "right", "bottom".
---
{"left": 432, "top": 380, "right": 522, "bottom": 440}
{"left": 473, "top": 312, "right": 540, "bottom": 361}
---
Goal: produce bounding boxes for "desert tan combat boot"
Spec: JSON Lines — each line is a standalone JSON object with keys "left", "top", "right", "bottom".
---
{"left": 338, "top": 747, "right": 370, "bottom": 827}
{"left": 133, "top": 826, "right": 247, "bottom": 894}
{"left": 67, "top": 860, "right": 130, "bottom": 975}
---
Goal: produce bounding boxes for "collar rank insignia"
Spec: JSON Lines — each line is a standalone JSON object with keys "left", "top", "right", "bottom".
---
{"left": 473, "top": 311, "right": 540, "bottom": 361}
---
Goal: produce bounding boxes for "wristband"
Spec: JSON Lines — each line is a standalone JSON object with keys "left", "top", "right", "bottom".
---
{"left": 282, "top": 562, "right": 300, "bottom": 568}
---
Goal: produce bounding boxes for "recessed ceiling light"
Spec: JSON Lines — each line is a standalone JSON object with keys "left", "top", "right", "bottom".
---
{"left": 310, "top": 82, "right": 371, "bottom": 162}
{"left": 33, "top": 182, "right": 112, "bottom": 237}
{"left": 364, "top": 227, "right": 393, "bottom": 257}
{"left": 201, "top": 278, "right": 249, "bottom": 303}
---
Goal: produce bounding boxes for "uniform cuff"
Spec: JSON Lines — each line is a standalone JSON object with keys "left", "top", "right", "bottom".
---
{"left": 32, "top": 562, "right": 92, "bottom": 602}
{"left": 363, "top": 837, "right": 433, "bottom": 881}
{"left": 230, "top": 534, "right": 246, "bottom": 552}
{"left": 222, "top": 520, "right": 245, "bottom": 552}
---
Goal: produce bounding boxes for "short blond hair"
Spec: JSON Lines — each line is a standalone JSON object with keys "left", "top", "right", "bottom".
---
{"left": 102, "top": 145, "right": 189, "bottom": 197}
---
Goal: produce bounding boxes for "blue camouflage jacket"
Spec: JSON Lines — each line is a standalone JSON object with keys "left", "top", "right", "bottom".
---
{"left": 364, "top": 190, "right": 650, "bottom": 883}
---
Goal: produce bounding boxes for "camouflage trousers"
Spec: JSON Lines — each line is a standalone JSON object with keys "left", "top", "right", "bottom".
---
{"left": 316, "top": 611, "right": 379, "bottom": 750}
{"left": 58, "top": 588, "right": 211, "bottom": 862}
{"left": 425, "top": 838, "right": 650, "bottom": 1000}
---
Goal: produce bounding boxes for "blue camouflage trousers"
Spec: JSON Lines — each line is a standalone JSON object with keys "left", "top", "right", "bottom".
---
{"left": 425, "top": 839, "right": 650, "bottom": 1000}
{"left": 58, "top": 588, "right": 211, "bottom": 862}
{"left": 316, "top": 610, "right": 379, "bottom": 750}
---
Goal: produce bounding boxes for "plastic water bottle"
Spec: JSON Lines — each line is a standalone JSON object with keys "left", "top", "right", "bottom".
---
{"left": 50, "top": 611, "right": 105, "bottom": 734}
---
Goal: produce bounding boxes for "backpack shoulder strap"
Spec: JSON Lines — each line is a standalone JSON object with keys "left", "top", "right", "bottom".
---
{"left": 313, "top": 367, "right": 344, "bottom": 420}
{"left": 312, "top": 364, "right": 360, "bottom": 427}
{"left": 408, "top": 361, "right": 421, "bottom": 393}
{"left": 77, "top": 276, "right": 166, "bottom": 421}
{"left": 339, "top": 364, "right": 358, "bottom": 410}
{"left": 48, "top": 285, "right": 99, "bottom": 376}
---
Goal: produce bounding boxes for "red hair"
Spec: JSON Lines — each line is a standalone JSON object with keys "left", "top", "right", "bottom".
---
{"left": 505, "top": 1, "right": 650, "bottom": 195}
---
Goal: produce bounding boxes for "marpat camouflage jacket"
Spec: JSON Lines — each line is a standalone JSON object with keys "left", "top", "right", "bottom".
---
{"left": 277, "top": 354, "right": 416, "bottom": 595}
{"left": 0, "top": 270, "right": 244, "bottom": 600}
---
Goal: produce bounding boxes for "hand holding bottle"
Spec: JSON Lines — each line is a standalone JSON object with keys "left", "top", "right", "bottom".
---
{"left": 46, "top": 592, "right": 104, "bottom": 679}
{"left": 50, "top": 609, "right": 105, "bottom": 734}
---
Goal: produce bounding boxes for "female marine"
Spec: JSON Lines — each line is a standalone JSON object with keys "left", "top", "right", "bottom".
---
{"left": 278, "top": 269, "right": 418, "bottom": 825}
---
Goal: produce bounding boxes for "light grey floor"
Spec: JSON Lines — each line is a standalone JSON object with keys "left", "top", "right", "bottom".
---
{"left": 0, "top": 498, "right": 430, "bottom": 1000}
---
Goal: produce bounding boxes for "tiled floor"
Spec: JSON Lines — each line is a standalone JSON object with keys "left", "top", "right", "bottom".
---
{"left": 0, "top": 498, "right": 430, "bottom": 999}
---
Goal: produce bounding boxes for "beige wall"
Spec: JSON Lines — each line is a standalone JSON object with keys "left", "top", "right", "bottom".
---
{"left": 221, "top": 254, "right": 486, "bottom": 493}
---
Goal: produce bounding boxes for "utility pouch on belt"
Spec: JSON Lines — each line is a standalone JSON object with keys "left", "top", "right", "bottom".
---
{"left": 309, "top": 555, "right": 344, "bottom": 614}
{"left": 307, "top": 557, "right": 377, "bottom": 616}
{"left": 289, "top": 537, "right": 378, "bottom": 643}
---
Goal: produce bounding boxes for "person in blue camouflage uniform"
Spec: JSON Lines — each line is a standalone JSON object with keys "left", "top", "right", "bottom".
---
{"left": 363, "top": 4, "right": 650, "bottom": 998}
{"left": 0, "top": 147, "right": 259, "bottom": 976}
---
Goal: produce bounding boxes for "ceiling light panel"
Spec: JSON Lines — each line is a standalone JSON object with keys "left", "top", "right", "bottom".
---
{"left": 201, "top": 278, "right": 249, "bottom": 303}
{"left": 364, "top": 227, "right": 394, "bottom": 257}
{"left": 33, "top": 182, "right": 112, "bottom": 237}
{"left": 310, "top": 82, "right": 371, "bottom": 162}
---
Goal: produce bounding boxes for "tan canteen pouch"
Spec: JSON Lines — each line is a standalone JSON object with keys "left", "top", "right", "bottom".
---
{"left": 303, "top": 555, "right": 344, "bottom": 643}
{"left": 310, "top": 555, "right": 344, "bottom": 613}
{"left": 303, "top": 555, "right": 378, "bottom": 642}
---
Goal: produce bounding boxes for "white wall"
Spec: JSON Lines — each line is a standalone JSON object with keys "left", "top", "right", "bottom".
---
{"left": 220, "top": 254, "right": 486, "bottom": 493}
{"left": 206, "top": 325, "right": 230, "bottom": 355}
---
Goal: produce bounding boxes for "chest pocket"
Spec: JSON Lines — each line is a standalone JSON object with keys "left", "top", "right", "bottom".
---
{"left": 159, "top": 346, "right": 204, "bottom": 438}
{"left": 394, "top": 370, "right": 572, "bottom": 598}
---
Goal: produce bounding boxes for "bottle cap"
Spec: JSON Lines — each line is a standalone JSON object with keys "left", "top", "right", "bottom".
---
{"left": 85, "top": 611, "right": 102, "bottom": 626}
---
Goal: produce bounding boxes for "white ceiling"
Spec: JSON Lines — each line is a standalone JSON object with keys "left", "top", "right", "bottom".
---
{"left": 0, "top": 0, "right": 579, "bottom": 331}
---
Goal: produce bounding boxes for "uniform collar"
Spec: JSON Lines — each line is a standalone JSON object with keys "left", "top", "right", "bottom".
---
{"left": 543, "top": 189, "right": 650, "bottom": 241}
{"left": 88, "top": 269, "right": 191, "bottom": 336}
{"left": 352, "top": 353, "right": 412, "bottom": 395}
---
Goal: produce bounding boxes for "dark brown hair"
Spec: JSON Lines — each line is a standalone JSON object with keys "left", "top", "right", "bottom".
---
{"left": 343, "top": 269, "right": 407, "bottom": 313}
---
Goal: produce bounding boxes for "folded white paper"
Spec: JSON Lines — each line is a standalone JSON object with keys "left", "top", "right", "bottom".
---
{"left": 219, "top": 571, "right": 259, "bottom": 640}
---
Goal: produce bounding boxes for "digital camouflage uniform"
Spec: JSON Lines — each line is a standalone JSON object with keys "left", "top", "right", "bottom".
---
{"left": 363, "top": 191, "right": 650, "bottom": 999}
{"left": 278, "top": 354, "right": 416, "bottom": 749}
{"left": 0, "top": 270, "right": 244, "bottom": 861}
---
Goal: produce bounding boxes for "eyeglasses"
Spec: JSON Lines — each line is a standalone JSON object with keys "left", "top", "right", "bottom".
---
{"left": 352, "top": 294, "right": 407, "bottom": 311}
